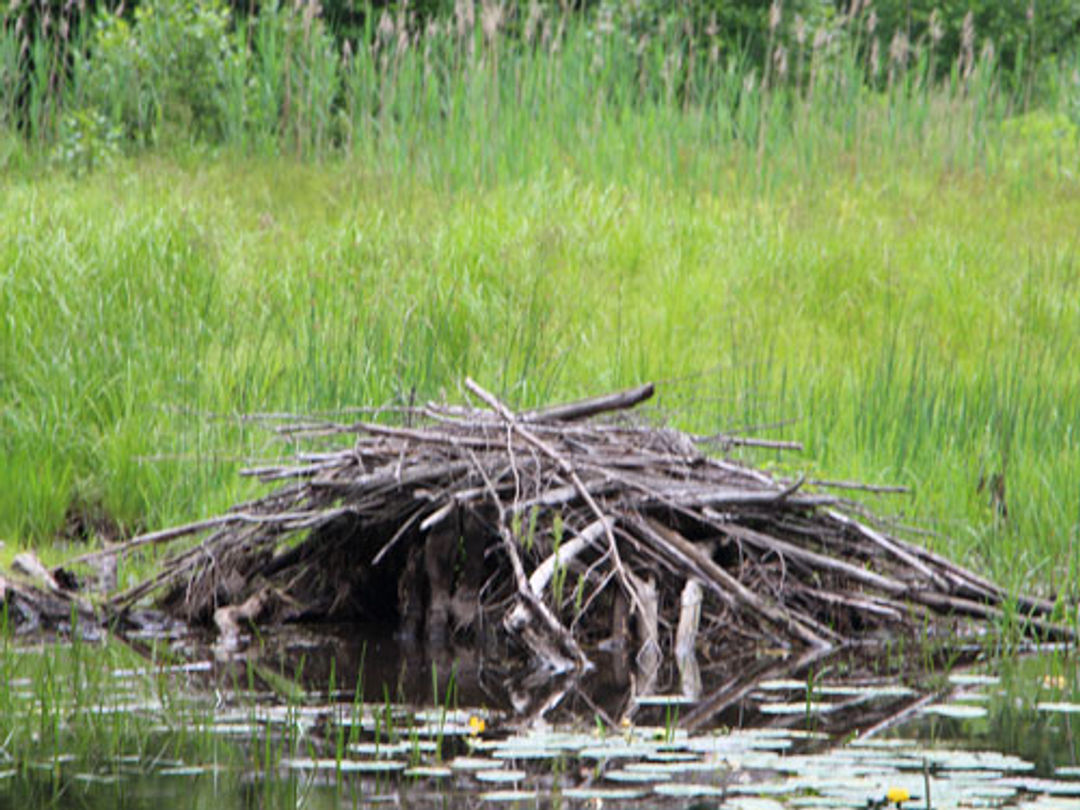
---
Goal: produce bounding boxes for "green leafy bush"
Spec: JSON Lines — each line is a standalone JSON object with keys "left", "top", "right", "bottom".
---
{"left": 997, "top": 109, "right": 1079, "bottom": 176}
{"left": 81, "top": 0, "right": 245, "bottom": 143}
{"left": 52, "top": 107, "right": 122, "bottom": 175}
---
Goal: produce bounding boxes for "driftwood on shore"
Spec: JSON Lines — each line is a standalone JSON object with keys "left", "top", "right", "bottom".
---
{"left": 4, "top": 380, "right": 1072, "bottom": 682}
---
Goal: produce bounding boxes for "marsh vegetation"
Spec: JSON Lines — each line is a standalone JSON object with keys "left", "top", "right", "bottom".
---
{"left": 2, "top": 0, "right": 1080, "bottom": 805}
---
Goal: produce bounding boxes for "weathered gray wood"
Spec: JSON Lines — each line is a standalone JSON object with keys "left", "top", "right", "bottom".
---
{"left": 635, "top": 517, "right": 839, "bottom": 650}
{"left": 16, "top": 378, "right": 1069, "bottom": 679}
{"left": 520, "top": 383, "right": 655, "bottom": 423}
{"left": 466, "top": 377, "right": 647, "bottom": 625}
{"left": 675, "top": 579, "right": 703, "bottom": 659}
{"left": 527, "top": 518, "right": 610, "bottom": 596}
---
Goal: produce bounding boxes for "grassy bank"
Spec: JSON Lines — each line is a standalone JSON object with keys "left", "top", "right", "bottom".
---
{"left": 2, "top": 2, "right": 1080, "bottom": 599}
{"left": 3, "top": 119, "right": 1079, "bottom": 596}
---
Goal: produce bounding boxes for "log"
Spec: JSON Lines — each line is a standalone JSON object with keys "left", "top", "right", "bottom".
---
{"left": 527, "top": 518, "right": 610, "bottom": 596}
{"left": 676, "top": 579, "right": 704, "bottom": 699}
{"left": 520, "top": 383, "right": 655, "bottom": 423}
{"left": 675, "top": 579, "right": 703, "bottom": 659}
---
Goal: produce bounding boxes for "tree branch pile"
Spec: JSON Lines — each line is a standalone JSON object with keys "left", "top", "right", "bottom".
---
{"left": 12, "top": 380, "right": 1071, "bottom": 675}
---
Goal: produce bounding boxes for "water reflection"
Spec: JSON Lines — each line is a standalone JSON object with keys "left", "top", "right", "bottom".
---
{"left": 193, "top": 624, "right": 958, "bottom": 740}
{"left": 894, "top": 650, "right": 1080, "bottom": 777}
{"left": 3, "top": 626, "right": 1080, "bottom": 809}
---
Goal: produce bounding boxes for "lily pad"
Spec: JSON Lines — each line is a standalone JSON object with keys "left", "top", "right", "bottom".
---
{"left": 922, "top": 750, "right": 1033, "bottom": 773}
{"left": 653, "top": 782, "right": 726, "bottom": 798}
{"left": 560, "top": 787, "right": 647, "bottom": 800}
{"left": 921, "top": 703, "right": 988, "bottom": 719}
{"left": 758, "top": 701, "right": 838, "bottom": 715}
{"left": 341, "top": 759, "right": 408, "bottom": 773}
{"left": 1001, "top": 778, "right": 1080, "bottom": 797}
{"left": 209, "top": 723, "right": 263, "bottom": 736}
{"left": 491, "top": 746, "right": 563, "bottom": 760}
{"left": 158, "top": 765, "right": 222, "bottom": 776}
{"left": 413, "top": 708, "right": 484, "bottom": 725}
{"left": 646, "top": 751, "right": 708, "bottom": 763}
{"left": 625, "top": 760, "right": 718, "bottom": 775}
{"left": 814, "top": 684, "right": 916, "bottom": 698}
{"left": 725, "top": 798, "right": 787, "bottom": 810}
{"left": 756, "top": 679, "right": 808, "bottom": 691}
{"left": 280, "top": 758, "right": 405, "bottom": 772}
{"left": 404, "top": 766, "right": 452, "bottom": 779}
{"left": 479, "top": 789, "right": 539, "bottom": 802}
{"left": 1036, "top": 702, "right": 1080, "bottom": 714}
{"left": 788, "top": 797, "right": 866, "bottom": 808}
{"left": 348, "top": 740, "right": 436, "bottom": 756}
{"left": 72, "top": 773, "right": 121, "bottom": 784}
{"left": 729, "top": 780, "right": 800, "bottom": 796}
{"left": 579, "top": 744, "right": 659, "bottom": 760}
{"left": 635, "top": 694, "right": 697, "bottom": 706}
{"left": 1016, "top": 798, "right": 1080, "bottom": 810}
{"left": 476, "top": 769, "right": 527, "bottom": 783}
{"left": 848, "top": 739, "right": 920, "bottom": 750}
{"left": 604, "top": 768, "right": 673, "bottom": 783}
{"left": 948, "top": 673, "right": 1000, "bottom": 687}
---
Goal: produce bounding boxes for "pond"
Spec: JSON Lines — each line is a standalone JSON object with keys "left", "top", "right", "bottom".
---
{"left": 2, "top": 626, "right": 1079, "bottom": 809}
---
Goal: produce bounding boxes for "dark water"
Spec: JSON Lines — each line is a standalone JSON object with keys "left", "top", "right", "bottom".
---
{"left": 3, "top": 627, "right": 1079, "bottom": 809}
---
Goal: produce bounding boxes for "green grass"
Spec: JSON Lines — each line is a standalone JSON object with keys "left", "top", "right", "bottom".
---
{"left": 3, "top": 131, "right": 1079, "bottom": 596}
{"left": 2, "top": 4, "right": 1079, "bottom": 600}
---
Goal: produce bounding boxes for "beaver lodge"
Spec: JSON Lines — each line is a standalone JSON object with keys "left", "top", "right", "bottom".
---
{"left": 3, "top": 379, "right": 1073, "bottom": 696}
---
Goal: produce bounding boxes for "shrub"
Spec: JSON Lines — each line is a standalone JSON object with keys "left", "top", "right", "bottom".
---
{"left": 81, "top": 0, "right": 245, "bottom": 143}
{"left": 52, "top": 106, "right": 122, "bottom": 175}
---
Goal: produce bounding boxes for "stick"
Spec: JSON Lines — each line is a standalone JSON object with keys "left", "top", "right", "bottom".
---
{"left": 637, "top": 517, "right": 839, "bottom": 649}
{"left": 468, "top": 449, "right": 591, "bottom": 673}
{"left": 465, "top": 378, "right": 646, "bottom": 621}
{"left": 681, "top": 646, "right": 833, "bottom": 731}
{"left": 858, "top": 690, "right": 945, "bottom": 740}
{"left": 825, "top": 509, "right": 950, "bottom": 591}
{"left": 66, "top": 516, "right": 236, "bottom": 566}
{"left": 808, "top": 478, "right": 911, "bottom": 494}
{"left": 520, "top": 383, "right": 655, "bottom": 423}
{"left": 696, "top": 434, "right": 804, "bottom": 451}
{"left": 717, "top": 523, "right": 911, "bottom": 597}
{"left": 527, "top": 518, "right": 610, "bottom": 595}
{"left": 911, "top": 590, "right": 1076, "bottom": 642}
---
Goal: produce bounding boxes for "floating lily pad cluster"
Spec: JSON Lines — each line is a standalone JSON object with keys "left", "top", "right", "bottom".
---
{"left": 4, "top": 650, "right": 1080, "bottom": 809}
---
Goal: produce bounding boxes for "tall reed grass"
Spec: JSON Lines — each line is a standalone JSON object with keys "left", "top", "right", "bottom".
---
{"left": 1, "top": 0, "right": 1077, "bottom": 171}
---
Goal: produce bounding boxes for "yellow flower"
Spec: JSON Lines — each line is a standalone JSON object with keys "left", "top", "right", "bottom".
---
{"left": 886, "top": 787, "right": 910, "bottom": 806}
{"left": 468, "top": 715, "right": 486, "bottom": 736}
